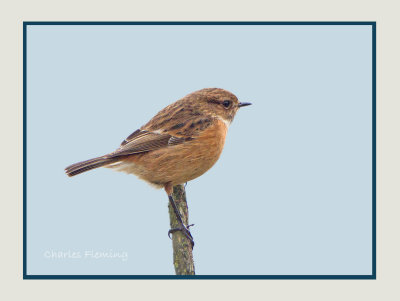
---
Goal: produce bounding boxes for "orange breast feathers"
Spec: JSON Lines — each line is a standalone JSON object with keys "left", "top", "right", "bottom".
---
{"left": 107, "top": 119, "right": 228, "bottom": 188}
{"left": 109, "top": 119, "right": 228, "bottom": 187}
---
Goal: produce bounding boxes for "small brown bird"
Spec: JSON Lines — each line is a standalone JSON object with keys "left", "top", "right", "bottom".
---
{"left": 65, "top": 88, "right": 251, "bottom": 245}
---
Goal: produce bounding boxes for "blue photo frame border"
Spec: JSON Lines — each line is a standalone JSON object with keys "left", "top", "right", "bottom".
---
{"left": 23, "top": 21, "right": 376, "bottom": 280}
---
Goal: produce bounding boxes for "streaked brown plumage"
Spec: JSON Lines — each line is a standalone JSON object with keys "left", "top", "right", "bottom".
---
{"left": 65, "top": 88, "right": 251, "bottom": 195}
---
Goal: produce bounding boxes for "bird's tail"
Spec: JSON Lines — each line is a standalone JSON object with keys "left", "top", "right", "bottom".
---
{"left": 65, "top": 156, "right": 120, "bottom": 177}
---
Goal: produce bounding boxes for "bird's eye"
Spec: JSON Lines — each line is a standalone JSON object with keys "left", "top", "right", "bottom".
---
{"left": 222, "top": 100, "right": 231, "bottom": 108}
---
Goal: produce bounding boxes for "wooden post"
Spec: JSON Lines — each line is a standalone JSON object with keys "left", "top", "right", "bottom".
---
{"left": 168, "top": 184, "right": 195, "bottom": 275}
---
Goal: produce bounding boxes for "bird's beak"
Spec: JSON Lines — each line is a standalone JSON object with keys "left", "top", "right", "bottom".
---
{"left": 238, "top": 102, "right": 252, "bottom": 107}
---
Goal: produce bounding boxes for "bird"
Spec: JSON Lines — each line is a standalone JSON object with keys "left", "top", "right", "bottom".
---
{"left": 65, "top": 88, "right": 251, "bottom": 246}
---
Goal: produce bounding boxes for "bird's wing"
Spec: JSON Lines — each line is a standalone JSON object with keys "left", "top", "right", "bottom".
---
{"left": 108, "top": 112, "right": 215, "bottom": 158}
{"left": 107, "top": 129, "right": 191, "bottom": 157}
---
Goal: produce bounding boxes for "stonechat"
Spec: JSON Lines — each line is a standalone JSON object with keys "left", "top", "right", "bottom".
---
{"left": 65, "top": 88, "right": 251, "bottom": 245}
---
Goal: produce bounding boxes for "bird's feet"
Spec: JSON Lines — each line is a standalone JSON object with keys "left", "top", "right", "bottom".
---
{"left": 168, "top": 223, "right": 195, "bottom": 248}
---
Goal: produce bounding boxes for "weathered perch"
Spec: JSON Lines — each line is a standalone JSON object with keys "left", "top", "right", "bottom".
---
{"left": 168, "top": 184, "right": 195, "bottom": 275}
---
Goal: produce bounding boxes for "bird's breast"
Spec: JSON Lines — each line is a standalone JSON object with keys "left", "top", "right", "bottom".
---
{"left": 108, "top": 119, "right": 228, "bottom": 187}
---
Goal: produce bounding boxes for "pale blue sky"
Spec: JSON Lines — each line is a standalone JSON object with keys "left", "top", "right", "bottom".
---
{"left": 26, "top": 24, "right": 373, "bottom": 275}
